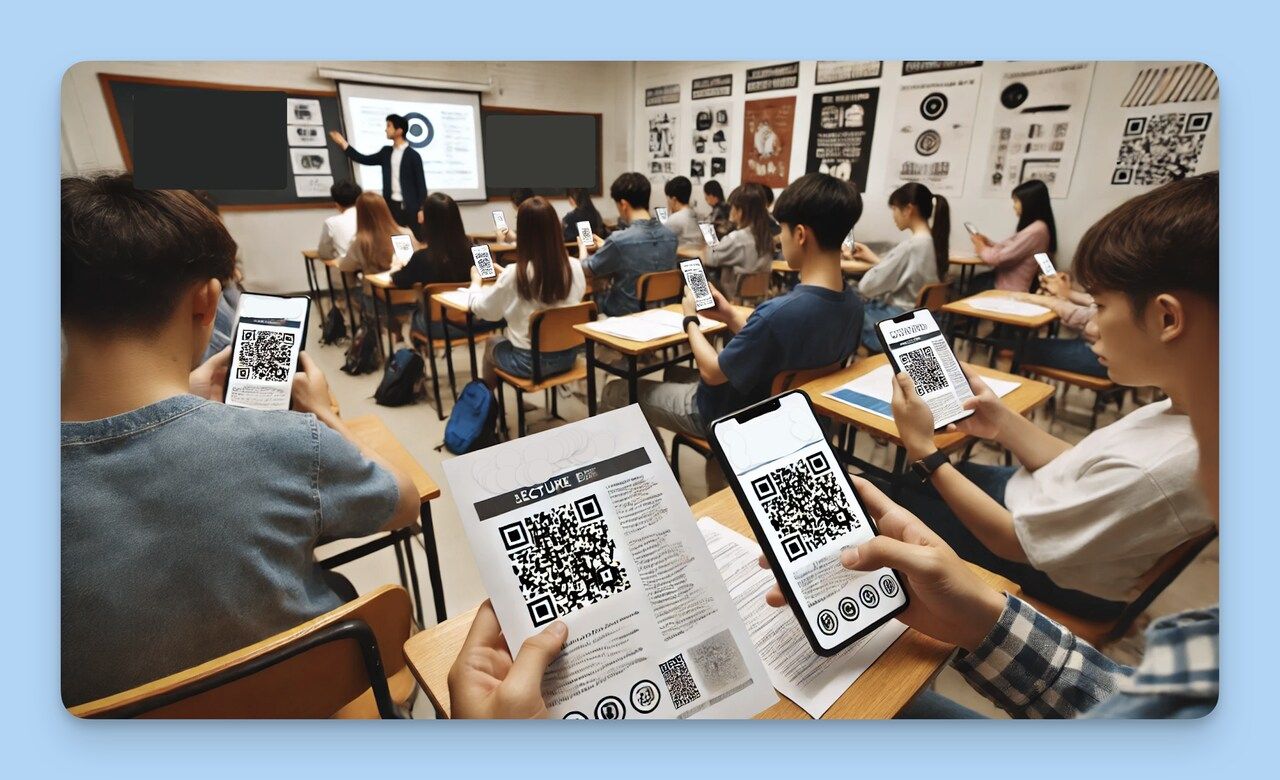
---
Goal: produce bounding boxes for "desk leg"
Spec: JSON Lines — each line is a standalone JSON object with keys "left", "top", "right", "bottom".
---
{"left": 399, "top": 529, "right": 425, "bottom": 628}
{"left": 1011, "top": 327, "right": 1032, "bottom": 374}
{"left": 322, "top": 264, "right": 339, "bottom": 314}
{"left": 392, "top": 537, "right": 408, "bottom": 592}
{"left": 424, "top": 300, "right": 444, "bottom": 420}
{"left": 465, "top": 311, "right": 479, "bottom": 379}
{"left": 627, "top": 354, "right": 639, "bottom": 406}
{"left": 304, "top": 259, "right": 324, "bottom": 324}
{"left": 420, "top": 502, "right": 448, "bottom": 624}
{"left": 586, "top": 340, "right": 598, "bottom": 416}
{"left": 382, "top": 287, "right": 398, "bottom": 357}
{"left": 370, "top": 287, "right": 386, "bottom": 360}
{"left": 341, "top": 272, "right": 356, "bottom": 332}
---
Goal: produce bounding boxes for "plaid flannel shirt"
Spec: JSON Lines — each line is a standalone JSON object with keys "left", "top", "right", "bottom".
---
{"left": 952, "top": 595, "right": 1219, "bottom": 719}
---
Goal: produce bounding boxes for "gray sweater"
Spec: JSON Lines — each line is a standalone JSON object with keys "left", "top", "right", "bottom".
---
{"left": 858, "top": 233, "right": 938, "bottom": 309}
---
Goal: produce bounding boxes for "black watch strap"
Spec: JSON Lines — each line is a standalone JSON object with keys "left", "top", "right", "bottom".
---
{"left": 683, "top": 315, "right": 701, "bottom": 332}
{"left": 911, "top": 450, "right": 950, "bottom": 481}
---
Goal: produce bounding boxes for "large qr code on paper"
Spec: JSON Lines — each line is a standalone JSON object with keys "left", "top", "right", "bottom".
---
{"left": 900, "top": 344, "right": 948, "bottom": 395}
{"left": 498, "top": 495, "right": 630, "bottom": 627}
{"left": 1112, "top": 112, "right": 1211, "bottom": 186}
{"left": 234, "top": 329, "right": 295, "bottom": 382}
{"left": 751, "top": 451, "right": 861, "bottom": 562}
{"left": 659, "top": 653, "right": 701, "bottom": 710}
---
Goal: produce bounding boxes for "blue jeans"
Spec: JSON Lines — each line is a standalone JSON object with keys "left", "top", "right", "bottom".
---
{"left": 491, "top": 337, "right": 579, "bottom": 380}
{"left": 860, "top": 299, "right": 906, "bottom": 353}
{"left": 411, "top": 308, "right": 502, "bottom": 340}
{"left": 897, "top": 690, "right": 986, "bottom": 719}
{"left": 1021, "top": 337, "right": 1108, "bottom": 378}
{"left": 879, "top": 463, "right": 1126, "bottom": 621}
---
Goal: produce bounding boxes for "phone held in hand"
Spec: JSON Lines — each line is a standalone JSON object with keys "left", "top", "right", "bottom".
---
{"left": 699, "top": 222, "right": 719, "bottom": 246}
{"left": 1033, "top": 251, "right": 1057, "bottom": 277}
{"left": 576, "top": 220, "right": 594, "bottom": 251}
{"left": 708, "top": 391, "right": 909, "bottom": 655}
{"left": 224, "top": 293, "right": 311, "bottom": 412}
{"left": 654, "top": 206, "right": 669, "bottom": 224}
{"left": 391, "top": 234, "right": 413, "bottom": 264}
{"left": 875, "top": 308, "right": 976, "bottom": 430}
{"left": 471, "top": 244, "right": 497, "bottom": 280}
{"left": 679, "top": 258, "right": 715, "bottom": 311}
{"left": 491, "top": 210, "right": 507, "bottom": 232}
{"left": 964, "top": 222, "right": 979, "bottom": 236}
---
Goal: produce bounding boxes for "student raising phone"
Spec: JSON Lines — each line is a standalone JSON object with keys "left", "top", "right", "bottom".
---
{"left": 875, "top": 308, "right": 974, "bottom": 429}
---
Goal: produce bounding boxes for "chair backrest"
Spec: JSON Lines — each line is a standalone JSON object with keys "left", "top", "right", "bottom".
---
{"left": 1102, "top": 528, "right": 1218, "bottom": 644}
{"left": 529, "top": 301, "right": 596, "bottom": 381}
{"left": 770, "top": 359, "right": 848, "bottom": 395}
{"left": 421, "top": 281, "right": 470, "bottom": 327}
{"left": 69, "top": 585, "right": 414, "bottom": 719}
{"left": 636, "top": 269, "right": 684, "bottom": 309}
{"left": 915, "top": 281, "right": 952, "bottom": 312}
{"left": 735, "top": 271, "right": 771, "bottom": 302}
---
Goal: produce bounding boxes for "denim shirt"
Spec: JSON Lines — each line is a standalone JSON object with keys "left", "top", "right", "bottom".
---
{"left": 61, "top": 395, "right": 397, "bottom": 705}
{"left": 582, "top": 217, "right": 679, "bottom": 316}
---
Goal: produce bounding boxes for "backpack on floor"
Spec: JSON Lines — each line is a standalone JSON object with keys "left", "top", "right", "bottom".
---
{"left": 341, "top": 325, "right": 380, "bottom": 375}
{"left": 444, "top": 380, "right": 500, "bottom": 454}
{"left": 375, "top": 348, "right": 425, "bottom": 407}
{"left": 320, "top": 306, "right": 348, "bottom": 345}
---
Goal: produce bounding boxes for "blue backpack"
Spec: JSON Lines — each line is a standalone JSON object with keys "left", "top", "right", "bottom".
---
{"left": 444, "top": 380, "right": 501, "bottom": 454}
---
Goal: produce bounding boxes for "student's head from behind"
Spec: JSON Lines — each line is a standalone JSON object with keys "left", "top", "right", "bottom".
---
{"left": 664, "top": 176, "right": 692, "bottom": 209}
{"left": 385, "top": 114, "right": 408, "bottom": 141}
{"left": 727, "top": 185, "right": 773, "bottom": 255}
{"left": 1074, "top": 172, "right": 1219, "bottom": 404}
{"left": 354, "top": 191, "right": 401, "bottom": 271}
{"left": 421, "top": 192, "right": 472, "bottom": 277}
{"left": 1012, "top": 179, "right": 1058, "bottom": 253}
{"left": 330, "top": 180, "right": 362, "bottom": 210}
{"left": 772, "top": 173, "right": 862, "bottom": 267}
{"left": 888, "top": 182, "right": 950, "bottom": 279}
{"left": 515, "top": 196, "right": 573, "bottom": 305}
{"left": 61, "top": 174, "right": 236, "bottom": 363}
{"left": 609, "top": 173, "right": 651, "bottom": 219}
{"left": 510, "top": 188, "right": 535, "bottom": 209}
{"left": 703, "top": 180, "right": 725, "bottom": 206}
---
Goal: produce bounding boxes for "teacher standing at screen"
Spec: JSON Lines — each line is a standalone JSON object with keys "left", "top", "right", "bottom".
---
{"left": 329, "top": 114, "right": 428, "bottom": 239}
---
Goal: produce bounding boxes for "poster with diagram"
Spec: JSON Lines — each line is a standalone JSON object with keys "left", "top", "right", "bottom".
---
{"left": 689, "top": 103, "right": 731, "bottom": 210}
{"left": 1110, "top": 62, "right": 1217, "bottom": 187}
{"left": 740, "top": 96, "right": 796, "bottom": 189}
{"left": 805, "top": 87, "right": 879, "bottom": 193}
{"left": 646, "top": 108, "right": 679, "bottom": 200}
{"left": 982, "top": 62, "right": 1095, "bottom": 198}
{"left": 886, "top": 73, "right": 981, "bottom": 195}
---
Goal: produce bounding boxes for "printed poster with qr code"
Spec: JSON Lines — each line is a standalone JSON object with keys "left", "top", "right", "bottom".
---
{"left": 442, "top": 406, "right": 777, "bottom": 719}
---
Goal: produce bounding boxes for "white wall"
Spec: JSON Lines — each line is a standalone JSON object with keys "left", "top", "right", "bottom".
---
{"left": 633, "top": 60, "right": 1220, "bottom": 267}
{"left": 61, "top": 61, "right": 636, "bottom": 293}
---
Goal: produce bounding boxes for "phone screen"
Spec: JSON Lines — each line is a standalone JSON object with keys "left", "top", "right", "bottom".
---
{"left": 711, "top": 392, "right": 908, "bottom": 654}
{"left": 679, "top": 259, "right": 715, "bottom": 311}
{"left": 841, "top": 229, "right": 855, "bottom": 250}
{"left": 575, "top": 220, "right": 594, "bottom": 250}
{"left": 698, "top": 222, "right": 719, "bottom": 246}
{"left": 654, "top": 206, "right": 669, "bottom": 224}
{"left": 875, "top": 308, "right": 975, "bottom": 428}
{"left": 224, "top": 293, "right": 310, "bottom": 412}
{"left": 471, "top": 244, "right": 496, "bottom": 279}
{"left": 492, "top": 210, "right": 507, "bottom": 231}
{"left": 964, "top": 222, "right": 979, "bottom": 236}
{"left": 391, "top": 234, "right": 414, "bottom": 263}
{"left": 1033, "top": 252, "right": 1057, "bottom": 276}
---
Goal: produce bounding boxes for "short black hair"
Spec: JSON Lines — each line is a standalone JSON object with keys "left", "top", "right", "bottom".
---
{"left": 610, "top": 172, "right": 651, "bottom": 210}
{"left": 386, "top": 114, "right": 408, "bottom": 133}
{"left": 772, "top": 173, "right": 863, "bottom": 251}
{"left": 1074, "top": 171, "right": 1218, "bottom": 310}
{"left": 664, "top": 176, "right": 692, "bottom": 204}
{"left": 62, "top": 174, "right": 238, "bottom": 333}
{"left": 510, "top": 187, "right": 535, "bottom": 207}
{"left": 330, "top": 180, "right": 362, "bottom": 208}
{"left": 703, "top": 180, "right": 725, "bottom": 201}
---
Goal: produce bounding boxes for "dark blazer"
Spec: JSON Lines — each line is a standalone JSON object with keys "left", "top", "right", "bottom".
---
{"left": 343, "top": 144, "right": 428, "bottom": 215}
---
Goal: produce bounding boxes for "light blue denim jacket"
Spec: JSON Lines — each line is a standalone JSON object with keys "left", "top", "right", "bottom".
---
{"left": 582, "top": 217, "right": 678, "bottom": 316}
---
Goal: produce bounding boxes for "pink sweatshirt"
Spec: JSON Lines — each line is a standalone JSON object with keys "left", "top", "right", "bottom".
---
{"left": 978, "top": 220, "right": 1051, "bottom": 292}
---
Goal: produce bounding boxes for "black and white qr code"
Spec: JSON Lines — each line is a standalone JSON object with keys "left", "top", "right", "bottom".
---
{"left": 234, "top": 329, "right": 295, "bottom": 382}
{"left": 658, "top": 653, "right": 701, "bottom": 710}
{"left": 900, "top": 344, "right": 948, "bottom": 396}
{"left": 751, "top": 450, "right": 860, "bottom": 562}
{"left": 498, "top": 495, "right": 630, "bottom": 627}
{"left": 473, "top": 252, "right": 494, "bottom": 277}
{"left": 1112, "top": 112, "right": 1210, "bottom": 186}
{"left": 687, "top": 270, "right": 710, "bottom": 299}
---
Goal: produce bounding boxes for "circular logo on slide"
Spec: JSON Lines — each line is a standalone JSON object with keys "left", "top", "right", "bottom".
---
{"left": 595, "top": 695, "right": 626, "bottom": 719}
{"left": 563, "top": 711, "right": 588, "bottom": 719}
{"left": 630, "top": 679, "right": 661, "bottom": 714}
{"left": 816, "top": 609, "right": 839, "bottom": 636}
{"left": 919, "top": 91, "right": 949, "bottom": 120}
{"left": 403, "top": 112, "right": 435, "bottom": 149}
{"left": 915, "top": 130, "right": 942, "bottom": 157}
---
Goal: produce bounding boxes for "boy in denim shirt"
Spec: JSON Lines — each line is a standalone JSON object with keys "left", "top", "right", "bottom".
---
{"left": 582, "top": 172, "right": 678, "bottom": 316}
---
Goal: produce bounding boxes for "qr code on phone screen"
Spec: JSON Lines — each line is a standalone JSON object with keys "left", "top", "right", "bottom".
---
{"left": 234, "top": 329, "right": 295, "bottom": 382}
{"left": 900, "top": 344, "right": 948, "bottom": 395}
{"left": 751, "top": 451, "right": 861, "bottom": 562}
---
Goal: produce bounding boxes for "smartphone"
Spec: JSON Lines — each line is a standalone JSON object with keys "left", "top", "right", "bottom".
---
{"left": 391, "top": 234, "right": 414, "bottom": 264}
{"left": 963, "top": 222, "right": 979, "bottom": 236}
{"left": 491, "top": 210, "right": 508, "bottom": 232}
{"left": 654, "top": 206, "right": 669, "bottom": 224}
{"left": 471, "top": 244, "right": 496, "bottom": 280}
{"left": 699, "top": 222, "right": 720, "bottom": 246}
{"left": 679, "top": 258, "right": 715, "bottom": 311}
{"left": 841, "top": 229, "right": 855, "bottom": 251}
{"left": 224, "top": 293, "right": 311, "bottom": 412}
{"left": 1033, "top": 251, "right": 1057, "bottom": 277}
{"left": 575, "top": 220, "right": 595, "bottom": 250}
{"left": 708, "top": 391, "right": 909, "bottom": 656}
{"left": 875, "top": 308, "right": 976, "bottom": 429}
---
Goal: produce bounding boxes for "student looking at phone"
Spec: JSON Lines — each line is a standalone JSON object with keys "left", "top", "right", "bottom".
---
{"left": 703, "top": 179, "right": 731, "bottom": 237}
{"left": 700, "top": 184, "right": 775, "bottom": 295}
{"left": 561, "top": 187, "right": 610, "bottom": 243}
{"left": 968, "top": 179, "right": 1057, "bottom": 292}
{"left": 846, "top": 183, "right": 948, "bottom": 353}
{"left": 1010, "top": 270, "right": 1108, "bottom": 378}
{"left": 60, "top": 175, "right": 420, "bottom": 707}
{"left": 884, "top": 173, "right": 1217, "bottom": 619}
{"left": 581, "top": 173, "right": 678, "bottom": 317}
{"left": 660, "top": 176, "right": 704, "bottom": 249}
{"left": 339, "top": 192, "right": 418, "bottom": 338}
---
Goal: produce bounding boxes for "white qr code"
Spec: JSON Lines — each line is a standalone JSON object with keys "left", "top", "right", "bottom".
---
{"left": 900, "top": 344, "right": 948, "bottom": 395}
{"left": 751, "top": 450, "right": 862, "bottom": 562}
{"left": 1112, "top": 112, "right": 1211, "bottom": 186}
{"left": 498, "top": 495, "right": 630, "bottom": 627}
{"left": 234, "top": 329, "right": 295, "bottom": 382}
{"left": 658, "top": 653, "right": 701, "bottom": 710}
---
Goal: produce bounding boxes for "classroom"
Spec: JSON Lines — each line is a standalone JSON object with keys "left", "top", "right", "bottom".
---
{"left": 59, "top": 58, "right": 1220, "bottom": 721}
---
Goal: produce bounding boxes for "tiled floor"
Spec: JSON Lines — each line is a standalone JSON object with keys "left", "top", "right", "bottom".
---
{"left": 308, "top": 310, "right": 1218, "bottom": 720}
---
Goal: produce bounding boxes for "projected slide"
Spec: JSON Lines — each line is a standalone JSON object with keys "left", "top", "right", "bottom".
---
{"left": 337, "top": 82, "right": 487, "bottom": 201}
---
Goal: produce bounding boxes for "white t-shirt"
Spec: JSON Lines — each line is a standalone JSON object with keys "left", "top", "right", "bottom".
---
{"left": 389, "top": 144, "right": 406, "bottom": 202}
{"left": 468, "top": 259, "right": 587, "bottom": 350}
{"left": 1005, "top": 399, "right": 1212, "bottom": 601}
{"left": 317, "top": 206, "right": 357, "bottom": 261}
{"left": 664, "top": 206, "right": 704, "bottom": 249}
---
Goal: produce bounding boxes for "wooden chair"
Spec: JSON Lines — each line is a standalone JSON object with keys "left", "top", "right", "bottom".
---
{"left": 916, "top": 280, "right": 952, "bottom": 312}
{"left": 636, "top": 269, "right": 684, "bottom": 310}
{"left": 733, "top": 270, "right": 772, "bottom": 305}
{"left": 1021, "top": 529, "right": 1218, "bottom": 648}
{"left": 493, "top": 301, "right": 596, "bottom": 438}
{"left": 409, "top": 282, "right": 498, "bottom": 421}
{"left": 1021, "top": 363, "right": 1124, "bottom": 429}
{"left": 69, "top": 585, "right": 416, "bottom": 719}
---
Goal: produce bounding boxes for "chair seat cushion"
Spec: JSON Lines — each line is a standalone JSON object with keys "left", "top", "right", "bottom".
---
{"left": 494, "top": 358, "right": 588, "bottom": 392}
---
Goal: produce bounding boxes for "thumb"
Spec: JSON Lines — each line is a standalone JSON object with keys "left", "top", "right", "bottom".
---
{"left": 504, "top": 621, "right": 568, "bottom": 693}
{"left": 841, "top": 536, "right": 938, "bottom": 579}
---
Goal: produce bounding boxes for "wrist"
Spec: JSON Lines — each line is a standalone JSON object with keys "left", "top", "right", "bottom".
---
{"left": 958, "top": 588, "right": 1009, "bottom": 653}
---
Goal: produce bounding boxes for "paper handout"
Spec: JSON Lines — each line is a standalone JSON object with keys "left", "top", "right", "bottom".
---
{"left": 824, "top": 363, "right": 1020, "bottom": 421}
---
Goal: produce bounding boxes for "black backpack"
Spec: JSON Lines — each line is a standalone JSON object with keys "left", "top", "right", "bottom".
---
{"left": 375, "top": 348, "right": 425, "bottom": 407}
{"left": 341, "top": 326, "right": 381, "bottom": 375}
{"left": 320, "top": 306, "right": 347, "bottom": 345}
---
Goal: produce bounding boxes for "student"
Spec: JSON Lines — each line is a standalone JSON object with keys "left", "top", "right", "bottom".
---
{"left": 661, "top": 176, "right": 704, "bottom": 249}
{"left": 969, "top": 179, "right": 1057, "bottom": 292}
{"left": 747, "top": 182, "right": 782, "bottom": 237}
{"left": 701, "top": 184, "right": 774, "bottom": 295}
{"left": 317, "top": 180, "right": 362, "bottom": 262}
{"left": 847, "top": 183, "right": 947, "bottom": 353}
{"left": 561, "top": 187, "right": 610, "bottom": 243}
{"left": 339, "top": 192, "right": 417, "bottom": 337}
{"left": 599, "top": 173, "right": 863, "bottom": 443}
{"left": 60, "top": 175, "right": 419, "bottom": 706}
{"left": 329, "top": 116, "right": 428, "bottom": 237}
{"left": 467, "top": 196, "right": 586, "bottom": 386}
{"left": 884, "top": 173, "right": 1216, "bottom": 619}
{"left": 581, "top": 173, "right": 678, "bottom": 317}
{"left": 1012, "top": 271, "right": 1107, "bottom": 377}
{"left": 495, "top": 188, "right": 539, "bottom": 243}
{"left": 393, "top": 192, "right": 472, "bottom": 288}
{"left": 703, "top": 180, "right": 731, "bottom": 237}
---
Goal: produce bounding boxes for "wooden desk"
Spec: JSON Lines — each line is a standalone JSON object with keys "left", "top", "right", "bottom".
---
{"left": 573, "top": 303, "right": 753, "bottom": 414}
{"left": 431, "top": 289, "right": 496, "bottom": 381}
{"left": 320, "top": 415, "right": 447, "bottom": 626}
{"left": 677, "top": 246, "right": 702, "bottom": 259}
{"left": 799, "top": 354, "right": 1054, "bottom": 479}
{"left": 302, "top": 250, "right": 361, "bottom": 341}
{"left": 402, "top": 487, "right": 1017, "bottom": 719}
{"left": 941, "top": 290, "right": 1059, "bottom": 372}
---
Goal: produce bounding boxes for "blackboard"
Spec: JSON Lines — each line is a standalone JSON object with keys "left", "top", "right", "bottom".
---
{"left": 481, "top": 106, "right": 602, "bottom": 200}
{"left": 99, "top": 73, "right": 354, "bottom": 211}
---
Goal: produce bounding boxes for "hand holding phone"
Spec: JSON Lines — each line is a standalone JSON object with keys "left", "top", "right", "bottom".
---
{"left": 224, "top": 293, "right": 311, "bottom": 412}
{"left": 1033, "top": 251, "right": 1056, "bottom": 277}
{"left": 471, "top": 245, "right": 497, "bottom": 280}
{"left": 391, "top": 234, "right": 414, "bottom": 264}
{"left": 679, "top": 258, "right": 715, "bottom": 311}
{"left": 875, "top": 308, "right": 975, "bottom": 429}
{"left": 963, "top": 222, "right": 979, "bottom": 236}
{"left": 654, "top": 206, "right": 669, "bottom": 224}
{"left": 575, "top": 220, "right": 595, "bottom": 252}
{"left": 698, "top": 222, "right": 719, "bottom": 246}
{"left": 491, "top": 210, "right": 508, "bottom": 232}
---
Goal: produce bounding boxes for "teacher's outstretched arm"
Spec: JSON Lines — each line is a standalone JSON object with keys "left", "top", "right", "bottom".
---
{"left": 329, "top": 130, "right": 381, "bottom": 165}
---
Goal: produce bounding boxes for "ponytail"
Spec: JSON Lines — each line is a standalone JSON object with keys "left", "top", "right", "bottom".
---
{"left": 889, "top": 183, "right": 948, "bottom": 279}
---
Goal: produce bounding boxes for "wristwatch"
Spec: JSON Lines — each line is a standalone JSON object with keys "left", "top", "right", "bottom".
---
{"left": 682, "top": 315, "right": 701, "bottom": 332}
{"left": 910, "top": 450, "right": 950, "bottom": 482}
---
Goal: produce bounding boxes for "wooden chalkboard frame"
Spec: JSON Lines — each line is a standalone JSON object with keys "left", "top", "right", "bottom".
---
{"left": 98, "top": 73, "right": 348, "bottom": 212}
{"left": 480, "top": 105, "right": 603, "bottom": 201}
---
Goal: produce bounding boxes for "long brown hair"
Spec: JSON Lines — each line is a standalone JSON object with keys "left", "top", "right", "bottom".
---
{"left": 353, "top": 191, "right": 401, "bottom": 273}
{"left": 421, "top": 192, "right": 472, "bottom": 280}
{"left": 730, "top": 185, "right": 774, "bottom": 256}
{"left": 515, "top": 196, "right": 572, "bottom": 305}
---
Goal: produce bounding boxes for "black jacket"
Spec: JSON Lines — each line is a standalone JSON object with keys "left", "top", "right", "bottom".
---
{"left": 343, "top": 144, "right": 428, "bottom": 215}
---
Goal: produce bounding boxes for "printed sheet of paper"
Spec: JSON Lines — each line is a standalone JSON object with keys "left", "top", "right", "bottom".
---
{"left": 583, "top": 309, "right": 715, "bottom": 343}
{"left": 443, "top": 407, "right": 778, "bottom": 719}
{"left": 698, "top": 518, "right": 906, "bottom": 718}
{"left": 964, "top": 297, "right": 1051, "bottom": 317}
{"left": 435, "top": 288, "right": 474, "bottom": 309}
{"left": 824, "top": 363, "right": 1020, "bottom": 421}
